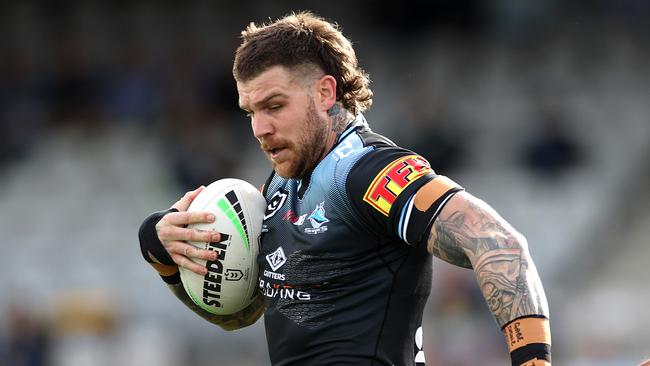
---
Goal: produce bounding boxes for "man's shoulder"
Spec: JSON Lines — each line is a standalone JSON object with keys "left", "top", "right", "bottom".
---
{"left": 345, "top": 125, "right": 423, "bottom": 174}
{"left": 354, "top": 124, "right": 397, "bottom": 149}
{"left": 330, "top": 121, "right": 409, "bottom": 171}
{"left": 321, "top": 121, "right": 427, "bottom": 194}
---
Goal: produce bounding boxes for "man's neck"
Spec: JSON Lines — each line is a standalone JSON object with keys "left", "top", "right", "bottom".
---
{"left": 327, "top": 102, "right": 355, "bottom": 141}
{"left": 301, "top": 103, "right": 354, "bottom": 181}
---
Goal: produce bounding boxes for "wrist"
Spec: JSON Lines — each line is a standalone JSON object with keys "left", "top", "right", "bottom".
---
{"left": 159, "top": 270, "right": 181, "bottom": 285}
{"left": 138, "top": 208, "right": 178, "bottom": 265}
{"left": 502, "top": 315, "right": 551, "bottom": 366}
{"left": 151, "top": 263, "right": 178, "bottom": 276}
{"left": 520, "top": 361, "right": 550, "bottom": 366}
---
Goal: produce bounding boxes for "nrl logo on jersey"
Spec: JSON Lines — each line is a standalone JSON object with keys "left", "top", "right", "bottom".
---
{"left": 265, "top": 189, "right": 288, "bottom": 220}
{"left": 304, "top": 201, "right": 329, "bottom": 235}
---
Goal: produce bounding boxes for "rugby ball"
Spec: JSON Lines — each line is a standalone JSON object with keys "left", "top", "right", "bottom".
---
{"left": 179, "top": 178, "right": 266, "bottom": 315}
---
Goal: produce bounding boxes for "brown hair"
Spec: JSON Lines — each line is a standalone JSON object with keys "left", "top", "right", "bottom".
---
{"left": 233, "top": 11, "right": 372, "bottom": 115}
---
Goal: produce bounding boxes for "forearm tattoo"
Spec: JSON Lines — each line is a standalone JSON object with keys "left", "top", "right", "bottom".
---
{"left": 167, "top": 283, "right": 265, "bottom": 331}
{"left": 428, "top": 194, "right": 548, "bottom": 327}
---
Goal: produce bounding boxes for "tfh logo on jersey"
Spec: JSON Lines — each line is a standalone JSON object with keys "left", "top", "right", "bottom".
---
{"left": 363, "top": 155, "right": 433, "bottom": 216}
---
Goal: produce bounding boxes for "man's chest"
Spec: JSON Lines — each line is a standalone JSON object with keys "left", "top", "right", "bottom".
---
{"left": 258, "top": 183, "right": 372, "bottom": 286}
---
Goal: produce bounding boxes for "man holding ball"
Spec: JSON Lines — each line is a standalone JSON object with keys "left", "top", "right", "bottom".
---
{"left": 139, "top": 11, "right": 551, "bottom": 366}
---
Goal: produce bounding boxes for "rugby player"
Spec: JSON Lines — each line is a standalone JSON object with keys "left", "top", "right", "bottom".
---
{"left": 139, "top": 11, "right": 551, "bottom": 366}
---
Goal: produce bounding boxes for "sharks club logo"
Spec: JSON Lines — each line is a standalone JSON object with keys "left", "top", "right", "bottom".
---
{"left": 304, "top": 201, "right": 329, "bottom": 235}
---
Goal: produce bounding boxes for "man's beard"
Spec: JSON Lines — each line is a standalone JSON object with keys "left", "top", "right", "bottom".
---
{"left": 263, "top": 100, "right": 328, "bottom": 179}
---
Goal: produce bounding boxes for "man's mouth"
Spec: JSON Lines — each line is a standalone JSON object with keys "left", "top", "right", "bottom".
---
{"left": 267, "top": 147, "right": 285, "bottom": 159}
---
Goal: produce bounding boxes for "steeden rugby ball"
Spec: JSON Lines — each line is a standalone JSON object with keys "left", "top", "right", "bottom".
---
{"left": 179, "top": 178, "right": 266, "bottom": 315}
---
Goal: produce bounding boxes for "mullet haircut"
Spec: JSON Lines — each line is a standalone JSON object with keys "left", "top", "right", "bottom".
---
{"left": 233, "top": 11, "right": 373, "bottom": 115}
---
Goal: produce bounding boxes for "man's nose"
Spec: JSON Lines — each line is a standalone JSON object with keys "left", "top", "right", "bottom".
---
{"left": 252, "top": 115, "right": 275, "bottom": 139}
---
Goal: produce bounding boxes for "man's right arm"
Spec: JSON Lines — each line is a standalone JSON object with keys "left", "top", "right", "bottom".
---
{"left": 423, "top": 190, "right": 551, "bottom": 365}
{"left": 138, "top": 186, "right": 264, "bottom": 330}
{"left": 165, "top": 278, "right": 265, "bottom": 331}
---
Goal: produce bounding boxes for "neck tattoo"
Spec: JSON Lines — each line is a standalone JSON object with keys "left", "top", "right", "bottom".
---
{"left": 328, "top": 103, "right": 352, "bottom": 138}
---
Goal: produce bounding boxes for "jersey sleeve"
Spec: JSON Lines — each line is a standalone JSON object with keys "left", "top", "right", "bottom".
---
{"left": 346, "top": 147, "right": 463, "bottom": 246}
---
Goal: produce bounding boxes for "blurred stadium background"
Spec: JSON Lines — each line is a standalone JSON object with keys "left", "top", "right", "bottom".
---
{"left": 1, "top": 1, "right": 649, "bottom": 365}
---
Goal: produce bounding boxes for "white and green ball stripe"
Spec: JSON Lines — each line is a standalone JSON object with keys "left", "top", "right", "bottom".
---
{"left": 217, "top": 190, "right": 250, "bottom": 253}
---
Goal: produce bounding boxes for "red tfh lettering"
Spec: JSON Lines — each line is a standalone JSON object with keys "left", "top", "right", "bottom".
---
{"left": 369, "top": 176, "right": 397, "bottom": 205}
{"left": 386, "top": 162, "right": 413, "bottom": 187}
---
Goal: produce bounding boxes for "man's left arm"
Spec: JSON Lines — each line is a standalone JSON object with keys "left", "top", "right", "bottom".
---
{"left": 423, "top": 189, "right": 551, "bottom": 366}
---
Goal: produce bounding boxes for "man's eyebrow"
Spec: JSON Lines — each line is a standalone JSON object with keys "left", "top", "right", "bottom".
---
{"left": 240, "top": 92, "right": 288, "bottom": 111}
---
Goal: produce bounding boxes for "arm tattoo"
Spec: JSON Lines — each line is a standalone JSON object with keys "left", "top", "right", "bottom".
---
{"left": 428, "top": 193, "right": 548, "bottom": 326}
{"left": 167, "top": 283, "right": 265, "bottom": 331}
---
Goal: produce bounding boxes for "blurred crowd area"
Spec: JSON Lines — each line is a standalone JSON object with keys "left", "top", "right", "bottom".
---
{"left": 1, "top": 1, "right": 650, "bottom": 366}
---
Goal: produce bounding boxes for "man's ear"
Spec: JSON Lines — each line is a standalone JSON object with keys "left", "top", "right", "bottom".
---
{"left": 316, "top": 75, "right": 337, "bottom": 112}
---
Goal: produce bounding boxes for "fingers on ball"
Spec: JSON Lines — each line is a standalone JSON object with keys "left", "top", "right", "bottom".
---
{"left": 187, "top": 228, "right": 215, "bottom": 242}
{"left": 173, "top": 245, "right": 208, "bottom": 274}
{"left": 178, "top": 243, "right": 216, "bottom": 261}
{"left": 157, "top": 225, "right": 219, "bottom": 244}
{"left": 191, "top": 246, "right": 217, "bottom": 261}
{"left": 173, "top": 253, "right": 207, "bottom": 275}
{"left": 167, "top": 211, "right": 215, "bottom": 225}
{"left": 155, "top": 225, "right": 172, "bottom": 240}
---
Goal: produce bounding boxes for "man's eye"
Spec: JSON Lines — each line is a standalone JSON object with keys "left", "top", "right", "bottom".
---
{"left": 268, "top": 105, "right": 281, "bottom": 111}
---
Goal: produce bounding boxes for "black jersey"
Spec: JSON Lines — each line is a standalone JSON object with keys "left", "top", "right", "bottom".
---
{"left": 259, "top": 115, "right": 462, "bottom": 365}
